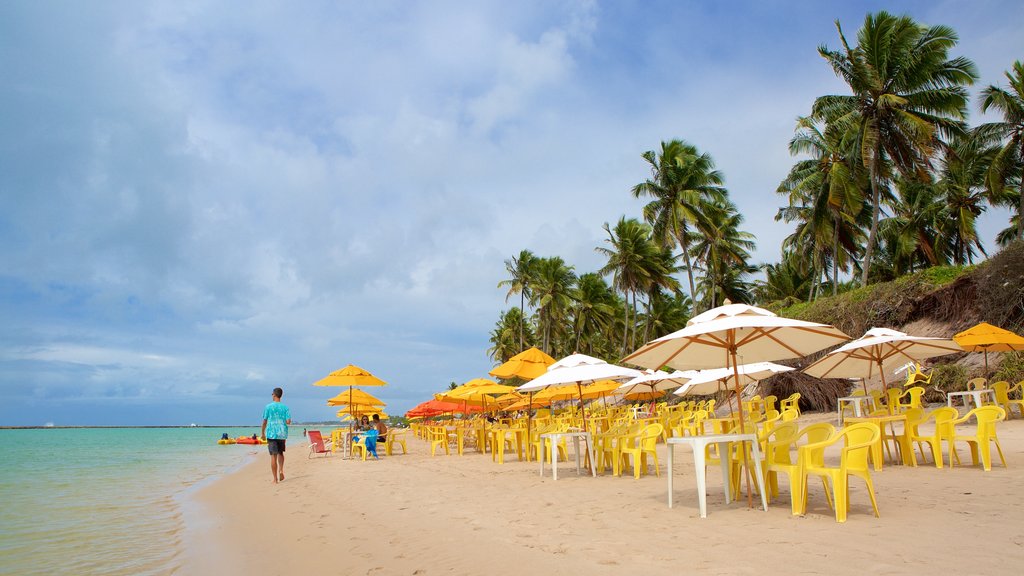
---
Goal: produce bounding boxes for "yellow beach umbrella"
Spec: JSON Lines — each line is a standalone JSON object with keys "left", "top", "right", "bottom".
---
{"left": 337, "top": 408, "right": 388, "bottom": 420}
{"left": 326, "top": 388, "right": 385, "bottom": 407}
{"left": 489, "top": 347, "right": 556, "bottom": 380}
{"left": 954, "top": 322, "right": 1024, "bottom": 376}
{"left": 313, "top": 364, "right": 387, "bottom": 423}
{"left": 314, "top": 364, "right": 387, "bottom": 387}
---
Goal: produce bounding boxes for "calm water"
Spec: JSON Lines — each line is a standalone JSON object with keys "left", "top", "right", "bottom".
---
{"left": 0, "top": 427, "right": 287, "bottom": 575}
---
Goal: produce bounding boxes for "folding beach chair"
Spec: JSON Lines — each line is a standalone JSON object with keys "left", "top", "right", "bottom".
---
{"left": 307, "top": 430, "right": 333, "bottom": 458}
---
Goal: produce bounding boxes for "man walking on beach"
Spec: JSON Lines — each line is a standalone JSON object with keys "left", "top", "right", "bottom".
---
{"left": 261, "top": 387, "right": 291, "bottom": 484}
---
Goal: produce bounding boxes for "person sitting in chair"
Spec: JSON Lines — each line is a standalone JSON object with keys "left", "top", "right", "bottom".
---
{"left": 372, "top": 414, "right": 388, "bottom": 444}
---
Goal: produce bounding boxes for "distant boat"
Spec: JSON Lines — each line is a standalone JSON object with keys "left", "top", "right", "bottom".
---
{"left": 44, "top": 422, "right": 55, "bottom": 428}
{"left": 190, "top": 423, "right": 199, "bottom": 427}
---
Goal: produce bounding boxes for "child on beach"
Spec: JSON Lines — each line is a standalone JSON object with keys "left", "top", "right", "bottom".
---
{"left": 260, "top": 387, "right": 292, "bottom": 484}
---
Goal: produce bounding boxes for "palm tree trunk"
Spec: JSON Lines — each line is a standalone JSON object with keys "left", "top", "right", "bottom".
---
{"left": 621, "top": 292, "right": 630, "bottom": 356}
{"left": 519, "top": 292, "right": 525, "bottom": 350}
{"left": 1018, "top": 145, "right": 1024, "bottom": 240}
{"left": 677, "top": 230, "right": 697, "bottom": 299}
{"left": 861, "top": 163, "right": 882, "bottom": 287}
{"left": 832, "top": 223, "right": 840, "bottom": 296}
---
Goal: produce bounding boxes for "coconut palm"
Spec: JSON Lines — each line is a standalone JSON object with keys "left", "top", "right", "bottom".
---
{"left": 977, "top": 60, "right": 1024, "bottom": 240}
{"left": 689, "top": 200, "right": 756, "bottom": 308}
{"left": 487, "top": 307, "right": 534, "bottom": 363}
{"left": 935, "top": 136, "right": 996, "bottom": 265}
{"left": 529, "top": 257, "right": 577, "bottom": 354}
{"left": 497, "top": 249, "right": 537, "bottom": 350}
{"left": 632, "top": 140, "right": 727, "bottom": 299}
{"left": 878, "top": 179, "right": 945, "bottom": 274}
{"left": 755, "top": 254, "right": 814, "bottom": 304}
{"left": 778, "top": 115, "right": 867, "bottom": 297}
{"left": 815, "top": 11, "right": 977, "bottom": 286}
{"left": 596, "top": 217, "right": 661, "bottom": 354}
{"left": 570, "top": 273, "right": 617, "bottom": 355}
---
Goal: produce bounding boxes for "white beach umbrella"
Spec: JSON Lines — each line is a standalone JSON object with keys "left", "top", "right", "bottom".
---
{"left": 803, "top": 327, "right": 962, "bottom": 391}
{"left": 518, "top": 353, "right": 641, "bottom": 422}
{"left": 674, "top": 362, "right": 795, "bottom": 398}
{"left": 624, "top": 303, "right": 847, "bottom": 421}
{"left": 616, "top": 369, "right": 690, "bottom": 398}
{"left": 624, "top": 303, "right": 847, "bottom": 507}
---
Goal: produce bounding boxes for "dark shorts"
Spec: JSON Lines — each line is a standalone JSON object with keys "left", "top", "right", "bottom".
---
{"left": 267, "top": 439, "right": 286, "bottom": 455}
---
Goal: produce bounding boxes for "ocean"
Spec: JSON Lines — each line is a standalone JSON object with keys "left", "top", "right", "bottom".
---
{"left": 0, "top": 426, "right": 294, "bottom": 575}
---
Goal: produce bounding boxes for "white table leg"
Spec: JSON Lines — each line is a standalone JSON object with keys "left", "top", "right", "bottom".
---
{"left": 539, "top": 436, "right": 546, "bottom": 477}
{"left": 720, "top": 441, "right": 733, "bottom": 505}
{"left": 693, "top": 441, "right": 708, "bottom": 518}
{"left": 667, "top": 443, "right": 674, "bottom": 508}
{"left": 550, "top": 440, "right": 558, "bottom": 481}
{"left": 587, "top": 434, "right": 597, "bottom": 477}
{"left": 838, "top": 404, "right": 843, "bottom": 426}
{"left": 573, "top": 436, "right": 581, "bottom": 475}
{"left": 749, "top": 440, "right": 769, "bottom": 512}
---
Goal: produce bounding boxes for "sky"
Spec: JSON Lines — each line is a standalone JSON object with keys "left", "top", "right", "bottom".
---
{"left": 2, "top": 1, "right": 1022, "bottom": 426}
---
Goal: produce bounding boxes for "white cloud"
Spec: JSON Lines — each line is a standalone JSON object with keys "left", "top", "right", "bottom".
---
{"left": 1, "top": 1, "right": 1021, "bottom": 424}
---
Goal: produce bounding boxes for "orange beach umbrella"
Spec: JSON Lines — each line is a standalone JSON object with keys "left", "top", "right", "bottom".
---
{"left": 954, "top": 322, "right": 1024, "bottom": 376}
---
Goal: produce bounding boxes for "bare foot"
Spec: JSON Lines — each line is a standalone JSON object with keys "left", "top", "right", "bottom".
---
{"left": 279, "top": 472, "right": 285, "bottom": 481}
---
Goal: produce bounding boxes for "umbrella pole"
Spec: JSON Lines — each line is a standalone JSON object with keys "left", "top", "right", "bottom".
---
{"left": 731, "top": 350, "right": 754, "bottom": 509}
{"left": 984, "top": 349, "right": 989, "bottom": 378}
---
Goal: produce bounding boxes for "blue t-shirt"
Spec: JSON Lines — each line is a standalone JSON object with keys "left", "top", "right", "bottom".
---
{"left": 263, "top": 401, "right": 291, "bottom": 440}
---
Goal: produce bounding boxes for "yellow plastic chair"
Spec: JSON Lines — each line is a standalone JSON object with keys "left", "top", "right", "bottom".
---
{"left": 898, "top": 387, "right": 925, "bottom": 413}
{"left": 909, "top": 407, "right": 958, "bottom": 468}
{"left": 780, "top": 393, "right": 801, "bottom": 416}
{"left": 883, "top": 388, "right": 903, "bottom": 415}
{"left": 351, "top": 429, "right": 380, "bottom": 461}
{"left": 902, "top": 363, "right": 932, "bottom": 387}
{"left": 841, "top": 390, "right": 867, "bottom": 419}
{"left": 799, "top": 422, "right": 881, "bottom": 523}
{"left": 779, "top": 408, "right": 799, "bottom": 423}
{"left": 951, "top": 406, "right": 1008, "bottom": 471}
{"left": 992, "top": 381, "right": 1024, "bottom": 418}
{"left": 428, "top": 426, "right": 450, "bottom": 456}
{"left": 763, "top": 395, "right": 778, "bottom": 414}
{"left": 867, "top": 390, "right": 886, "bottom": 413}
{"left": 966, "top": 377, "right": 987, "bottom": 391}
{"left": 384, "top": 429, "right": 407, "bottom": 455}
{"left": 765, "top": 422, "right": 834, "bottom": 514}
{"left": 620, "top": 423, "right": 664, "bottom": 479}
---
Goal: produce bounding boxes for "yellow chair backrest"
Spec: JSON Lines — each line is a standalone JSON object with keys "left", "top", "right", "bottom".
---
{"left": 967, "top": 377, "right": 987, "bottom": 391}
{"left": 992, "top": 381, "right": 1011, "bottom": 403}
{"left": 838, "top": 422, "right": 881, "bottom": 471}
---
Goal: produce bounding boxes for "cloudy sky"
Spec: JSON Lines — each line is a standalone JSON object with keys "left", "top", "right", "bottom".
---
{"left": 2, "top": 1, "right": 1021, "bottom": 426}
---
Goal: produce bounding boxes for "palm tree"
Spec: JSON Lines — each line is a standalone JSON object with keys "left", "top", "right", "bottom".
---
{"left": 640, "top": 289, "right": 691, "bottom": 341}
{"left": 688, "top": 200, "right": 756, "bottom": 308}
{"left": 529, "top": 257, "right": 577, "bottom": 354}
{"left": 815, "top": 11, "right": 977, "bottom": 286}
{"left": 935, "top": 137, "right": 995, "bottom": 265}
{"left": 487, "top": 308, "right": 534, "bottom": 363}
{"left": 571, "top": 273, "right": 617, "bottom": 355}
{"left": 497, "top": 249, "right": 537, "bottom": 351}
{"left": 778, "top": 115, "right": 866, "bottom": 297}
{"left": 977, "top": 60, "right": 1024, "bottom": 240}
{"left": 632, "top": 140, "right": 727, "bottom": 298}
{"left": 878, "top": 179, "right": 945, "bottom": 274}
{"left": 755, "top": 254, "right": 814, "bottom": 304}
{"left": 596, "top": 217, "right": 660, "bottom": 354}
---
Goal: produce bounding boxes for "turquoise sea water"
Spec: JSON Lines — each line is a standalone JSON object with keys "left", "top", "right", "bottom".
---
{"left": 0, "top": 427, "right": 290, "bottom": 575}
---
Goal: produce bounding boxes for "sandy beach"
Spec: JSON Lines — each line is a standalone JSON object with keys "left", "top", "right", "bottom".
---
{"left": 185, "top": 414, "right": 1024, "bottom": 575}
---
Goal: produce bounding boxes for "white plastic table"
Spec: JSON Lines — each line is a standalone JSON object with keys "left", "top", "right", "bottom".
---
{"left": 539, "top": 432, "right": 596, "bottom": 480}
{"left": 947, "top": 389, "right": 996, "bottom": 410}
{"left": 837, "top": 396, "right": 875, "bottom": 425}
{"left": 667, "top": 434, "right": 769, "bottom": 518}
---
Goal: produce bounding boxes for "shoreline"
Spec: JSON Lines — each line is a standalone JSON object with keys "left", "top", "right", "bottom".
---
{"left": 183, "top": 418, "right": 1024, "bottom": 575}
